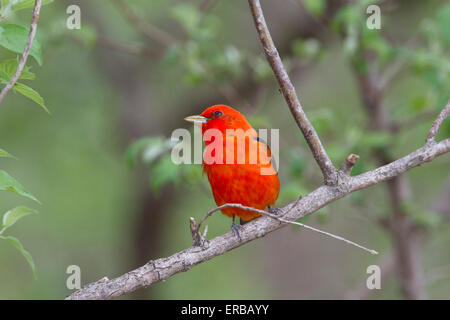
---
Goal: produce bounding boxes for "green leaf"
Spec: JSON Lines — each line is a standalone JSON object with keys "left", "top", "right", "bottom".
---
{"left": 182, "top": 164, "right": 203, "bottom": 185}
{"left": 163, "top": 45, "right": 181, "bottom": 67}
{"left": 13, "top": 82, "right": 49, "bottom": 113}
{"left": 0, "top": 148, "right": 15, "bottom": 159}
{"left": 309, "top": 109, "right": 333, "bottom": 135}
{"left": 11, "top": 0, "right": 53, "bottom": 11}
{"left": 361, "top": 29, "right": 394, "bottom": 63}
{"left": 125, "top": 136, "right": 170, "bottom": 168}
{"left": 0, "top": 235, "right": 37, "bottom": 279}
{"left": 0, "top": 58, "right": 35, "bottom": 83}
{"left": 0, "top": 170, "right": 40, "bottom": 203}
{"left": 171, "top": 4, "right": 201, "bottom": 36}
{"left": 0, "top": 24, "right": 42, "bottom": 65}
{"left": 287, "top": 152, "right": 306, "bottom": 178}
{"left": 302, "top": 0, "right": 326, "bottom": 17}
{"left": 250, "top": 56, "right": 272, "bottom": 81}
{"left": 150, "top": 155, "right": 181, "bottom": 194}
{"left": 2, "top": 206, "right": 37, "bottom": 229}
{"left": 70, "top": 24, "right": 98, "bottom": 48}
{"left": 292, "top": 38, "right": 321, "bottom": 60}
{"left": 409, "top": 95, "right": 433, "bottom": 112}
{"left": 402, "top": 202, "right": 443, "bottom": 230}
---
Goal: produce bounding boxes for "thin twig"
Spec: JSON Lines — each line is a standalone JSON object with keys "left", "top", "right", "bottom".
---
{"left": 378, "top": 36, "right": 419, "bottom": 91}
{"left": 111, "top": 0, "right": 177, "bottom": 47}
{"left": 378, "top": 54, "right": 407, "bottom": 91}
{"left": 96, "top": 36, "right": 163, "bottom": 59}
{"left": 339, "top": 154, "right": 360, "bottom": 176}
{"left": 0, "top": 0, "right": 42, "bottom": 105}
{"left": 248, "top": 0, "right": 338, "bottom": 186}
{"left": 194, "top": 203, "right": 378, "bottom": 254}
{"left": 391, "top": 108, "right": 438, "bottom": 133}
{"left": 426, "top": 100, "right": 450, "bottom": 144}
{"left": 198, "top": 0, "right": 218, "bottom": 13}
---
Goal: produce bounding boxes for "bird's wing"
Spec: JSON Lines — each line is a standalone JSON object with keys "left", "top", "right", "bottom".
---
{"left": 252, "top": 136, "right": 278, "bottom": 174}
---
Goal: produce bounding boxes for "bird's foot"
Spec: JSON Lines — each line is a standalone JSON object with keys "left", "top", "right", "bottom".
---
{"left": 231, "top": 217, "right": 243, "bottom": 241}
{"left": 268, "top": 206, "right": 281, "bottom": 216}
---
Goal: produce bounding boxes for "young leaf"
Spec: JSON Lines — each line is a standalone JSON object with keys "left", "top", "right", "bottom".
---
{"left": 0, "top": 70, "right": 9, "bottom": 83}
{"left": 2, "top": 206, "right": 37, "bottom": 229}
{"left": 0, "top": 235, "right": 37, "bottom": 279}
{"left": 171, "top": 4, "right": 201, "bottom": 37}
{"left": 0, "top": 170, "right": 40, "bottom": 203}
{"left": 11, "top": 0, "right": 53, "bottom": 11}
{"left": 125, "top": 136, "right": 171, "bottom": 168}
{"left": 0, "top": 58, "right": 35, "bottom": 82}
{"left": 0, "top": 24, "right": 42, "bottom": 66}
{"left": 150, "top": 155, "right": 181, "bottom": 194}
{"left": 13, "top": 82, "right": 49, "bottom": 113}
{"left": 0, "top": 148, "right": 15, "bottom": 159}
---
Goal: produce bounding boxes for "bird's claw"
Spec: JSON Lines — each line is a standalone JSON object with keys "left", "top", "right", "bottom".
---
{"left": 268, "top": 206, "right": 281, "bottom": 216}
{"left": 231, "top": 222, "right": 243, "bottom": 241}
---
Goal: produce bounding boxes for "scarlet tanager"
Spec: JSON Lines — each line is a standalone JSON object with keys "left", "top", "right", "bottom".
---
{"left": 185, "top": 105, "right": 280, "bottom": 236}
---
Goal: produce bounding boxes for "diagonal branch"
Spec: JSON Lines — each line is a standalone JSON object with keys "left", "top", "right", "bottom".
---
{"left": 248, "top": 0, "right": 338, "bottom": 186}
{"left": 66, "top": 132, "right": 449, "bottom": 299}
{"left": 0, "top": 0, "right": 42, "bottom": 105}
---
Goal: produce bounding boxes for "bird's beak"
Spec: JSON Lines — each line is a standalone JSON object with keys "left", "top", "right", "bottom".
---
{"left": 184, "top": 115, "right": 208, "bottom": 124}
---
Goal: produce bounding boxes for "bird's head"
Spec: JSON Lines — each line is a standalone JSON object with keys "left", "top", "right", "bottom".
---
{"left": 185, "top": 105, "right": 254, "bottom": 137}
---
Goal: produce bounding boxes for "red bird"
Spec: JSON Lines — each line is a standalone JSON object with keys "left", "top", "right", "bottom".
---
{"left": 185, "top": 105, "right": 280, "bottom": 237}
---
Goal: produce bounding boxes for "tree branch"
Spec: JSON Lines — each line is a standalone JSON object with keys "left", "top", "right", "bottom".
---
{"left": 427, "top": 100, "right": 450, "bottom": 144}
{"left": 0, "top": 0, "right": 42, "bottom": 105}
{"left": 248, "top": 0, "right": 338, "bottom": 186}
{"left": 66, "top": 131, "right": 449, "bottom": 299}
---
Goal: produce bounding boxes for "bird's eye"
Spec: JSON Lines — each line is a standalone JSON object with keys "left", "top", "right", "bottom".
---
{"left": 213, "top": 110, "right": 223, "bottom": 117}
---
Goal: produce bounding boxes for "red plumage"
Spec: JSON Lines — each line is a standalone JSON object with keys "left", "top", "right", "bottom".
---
{"left": 187, "top": 105, "right": 280, "bottom": 221}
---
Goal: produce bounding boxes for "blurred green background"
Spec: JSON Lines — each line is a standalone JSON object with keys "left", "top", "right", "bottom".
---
{"left": 0, "top": 0, "right": 449, "bottom": 299}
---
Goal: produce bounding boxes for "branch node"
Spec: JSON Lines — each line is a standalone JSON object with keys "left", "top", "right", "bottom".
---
{"left": 339, "top": 153, "right": 360, "bottom": 176}
{"left": 190, "top": 217, "right": 208, "bottom": 247}
{"left": 248, "top": 0, "right": 338, "bottom": 185}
